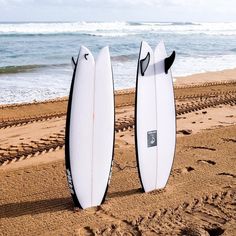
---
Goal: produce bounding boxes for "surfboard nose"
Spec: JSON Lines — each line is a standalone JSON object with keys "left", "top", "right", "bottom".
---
{"left": 97, "top": 46, "right": 110, "bottom": 59}
{"left": 79, "top": 45, "right": 95, "bottom": 63}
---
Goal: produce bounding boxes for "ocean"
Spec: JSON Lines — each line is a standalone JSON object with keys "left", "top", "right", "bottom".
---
{"left": 0, "top": 21, "right": 236, "bottom": 104}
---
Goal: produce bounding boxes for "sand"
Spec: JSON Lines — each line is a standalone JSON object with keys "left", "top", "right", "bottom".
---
{"left": 175, "top": 69, "right": 236, "bottom": 86}
{"left": 0, "top": 69, "right": 236, "bottom": 236}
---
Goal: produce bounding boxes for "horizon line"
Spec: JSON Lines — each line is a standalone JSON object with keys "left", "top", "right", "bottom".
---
{"left": 0, "top": 20, "right": 235, "bottom": 24}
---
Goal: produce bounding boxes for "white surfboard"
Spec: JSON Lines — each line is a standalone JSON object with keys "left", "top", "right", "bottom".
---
{"left": 65, "top": 46, "right": 115, "bottom": 209}
{"left": 135, "top": 41, "right": 176, "bottom": 192}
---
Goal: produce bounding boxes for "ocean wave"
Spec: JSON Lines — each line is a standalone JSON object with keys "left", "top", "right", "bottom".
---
{"left": 0, "top": 32, "right": 124, "bottom": 37}
{"left": 173, "top": 54, "right": 236, "bottom": 77}
{"left": 0, "top": 22, "right": 236, "bottom": 36}
{"left": 0, "top": 22, "right": 128, "bottom": 35}
{"left": 2, "top": 31, "right": 236, "bottom": 37}
{"left": 111, "top": 54, "right": 137, "bottom": 62}
{"left": 127, "top": 22, "right": 143, "bottom": 26}
{"left": 87, "top": 32, "right": 136, "bottom": 37}
{"left": 140, "top": 22, "right": 199, "bottom": 26}
{"left": 171, "top": 22, "right": 200, "bottom": 26}
{"left": 0, "top": 64, "right": 68, "bottom": 74}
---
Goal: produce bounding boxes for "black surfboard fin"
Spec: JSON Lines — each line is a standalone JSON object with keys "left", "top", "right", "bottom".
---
{"left": 140, "top": 52, "right": 150, "bottom": 76}
{"left": 71, "top": 57, "right": 76, "bottom": 70}
{"left": 164, "top": 51, "right": 175, "bottom": 74}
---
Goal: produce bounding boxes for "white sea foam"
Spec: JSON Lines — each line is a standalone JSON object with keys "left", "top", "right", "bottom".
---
{"left": 0, "top": 22, "right": 129, "bottom": 34}
{"left": 0, "top": 66, "right": 72, "bottom": 104}
{"left": 0, "top": 22, "right": 236, "bottom": 36}
{"left": 173, "top": 54, "right": 236, "bottom": 77}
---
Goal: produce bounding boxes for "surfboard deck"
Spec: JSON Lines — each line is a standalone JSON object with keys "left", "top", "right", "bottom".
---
{"left": 65, "top": 46, "right": 115, "bottom": 209}
{"left": 135, "top": 41, "right": 176, "bottom": 192}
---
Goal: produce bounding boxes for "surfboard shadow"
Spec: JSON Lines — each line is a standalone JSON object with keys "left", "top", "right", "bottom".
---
{"left": 141, "top": 60, "right": 165, "bottom": 77}
{"left": 0, "top": 197, "right": 73, "bottom": 218}
{"left": 154, "top": 61, "right": 165, "bottom": 75}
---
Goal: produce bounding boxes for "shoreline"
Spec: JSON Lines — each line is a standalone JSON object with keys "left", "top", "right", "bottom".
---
{"left": 0, "top": 68, "right": 236, "bottom": 106}
{"left": 175, "top": 68, "right": 236, "bottom": 86}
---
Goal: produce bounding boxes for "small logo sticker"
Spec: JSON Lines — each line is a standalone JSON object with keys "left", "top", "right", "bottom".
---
{"left": 84, "top": 53, "right": 89, "bottom": 60}
{"left": 147, "top": 130, "right": 157, "bottom": 147}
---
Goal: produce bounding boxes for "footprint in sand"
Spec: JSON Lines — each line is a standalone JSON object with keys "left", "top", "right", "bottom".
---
{"left": 177, "top": 129, "right": 192, "bottom": 135}
{"left": 78, "top": 226, "right": 94, "bottom": 235}
{"left": 223, "top": 185, "right": 233, "bottom": 189}
{"left": 184, "top": 166, "right": 195, "bottom": 172}
{"left": 197, "top": 160, "right": 216, "bottom": 165}
{"left": 173, "top": 166, "right": 195, "bottom": 175}
{"left": 217, "top": 172, "right": 236, "bottom": 178}
{"left": 190, "top": 146, "right": 216, "bottom": 151}
{"left": 222, "top": 138, "right": 236, "bottom": 143}
{"left": 10, "top": 145, "right": 18, "bottom": 148}
{"left": 181, "top": 226, "right": 224, "bottom": 236}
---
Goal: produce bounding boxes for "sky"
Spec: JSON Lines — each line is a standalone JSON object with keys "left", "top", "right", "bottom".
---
{"left": 0, "top": 0, "right": 235, "bottom": 22}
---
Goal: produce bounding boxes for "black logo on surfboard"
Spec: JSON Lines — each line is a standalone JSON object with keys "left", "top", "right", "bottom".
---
{"left": 147, "top": 130, "right": 157, "bottom": 147}
{"left": 84, "top": 53, "right": 89, "bottom": 60}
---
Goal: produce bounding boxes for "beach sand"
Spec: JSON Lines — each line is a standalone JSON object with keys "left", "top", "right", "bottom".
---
{"left": 0, "top": 69, "right": 236, "bottom": 235}
{"left": 175, "top": 68, "right": 236, "bottom": 86}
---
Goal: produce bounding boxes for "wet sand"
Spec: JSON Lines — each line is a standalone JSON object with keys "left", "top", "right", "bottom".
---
{"left": 0, "top": 69, "right": 236, "bottom": 235}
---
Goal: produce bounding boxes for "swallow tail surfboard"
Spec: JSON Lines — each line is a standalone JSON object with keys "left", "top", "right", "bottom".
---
{"left": 65, "top": 46, "right": 115, "bottom": 209}
{"left": 135, "top": 41, "right": 176, "bottom": 192}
